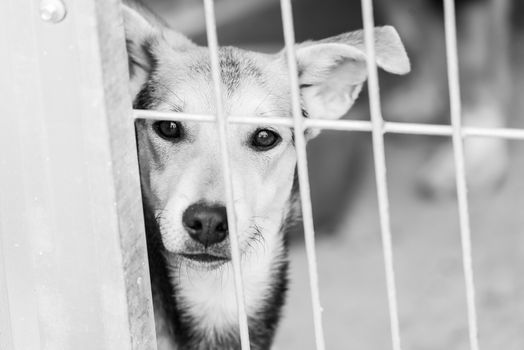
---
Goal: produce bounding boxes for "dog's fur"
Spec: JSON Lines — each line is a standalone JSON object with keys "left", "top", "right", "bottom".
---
{"left": 123, "top": 2, "right": 410, "bottom": 349}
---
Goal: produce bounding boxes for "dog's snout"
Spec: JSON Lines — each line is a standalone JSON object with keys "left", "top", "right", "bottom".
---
{"left": 182, "top": 203, "right": 228, "bottom": 246}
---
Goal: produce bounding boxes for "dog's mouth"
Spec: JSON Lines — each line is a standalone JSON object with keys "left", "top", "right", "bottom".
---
{"left": 180, "top": 252, "right": 230, "bottom": 264}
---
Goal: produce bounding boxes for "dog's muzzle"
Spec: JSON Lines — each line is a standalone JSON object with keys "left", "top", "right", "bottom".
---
{"left": 182, "top": 202, "right": 228, "bottom": 247}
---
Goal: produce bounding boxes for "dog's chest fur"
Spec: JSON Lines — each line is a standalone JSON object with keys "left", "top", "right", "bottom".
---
{"left": 146, "top": 213, "right": 290, "bottom": 350}
{"left": 173, "top": 244, "right": 281, "bottom": 335}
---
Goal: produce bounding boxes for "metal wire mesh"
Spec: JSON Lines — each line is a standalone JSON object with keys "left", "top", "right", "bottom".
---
{"left": 131, "top": 0, "right": 524, "bottom": 348}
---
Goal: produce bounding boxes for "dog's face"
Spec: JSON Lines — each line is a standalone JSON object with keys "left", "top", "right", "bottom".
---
{"left": 135, "top": 47, "right": 297, "bottom": 263}
{"left": 124, "top": 5, "right": 410, "bottom": 268}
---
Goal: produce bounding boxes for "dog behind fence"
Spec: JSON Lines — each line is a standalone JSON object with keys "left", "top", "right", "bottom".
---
{"left": 1, "top": 0, "right": 524, "bottom": 349}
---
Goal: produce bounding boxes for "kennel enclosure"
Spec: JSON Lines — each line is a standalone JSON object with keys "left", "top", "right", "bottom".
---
{"left": 1, "top": 0, "right": 524, "bottom": 349}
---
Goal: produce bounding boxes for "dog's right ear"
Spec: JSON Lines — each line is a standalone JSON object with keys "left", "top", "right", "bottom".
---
{"left": 122, "top": 5, "right": 160, "bottom": 98}
{"left": 122, "top": 4, "right": 194, "bottom": 98}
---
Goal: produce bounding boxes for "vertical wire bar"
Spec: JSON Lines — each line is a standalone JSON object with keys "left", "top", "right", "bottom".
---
{"left": 202, "top": 1, "right": 251, "bottom": 349}
{"left": 280, "top": 1, "right": 326, "bottom": 349}
{"left": 443, "top": 1, "right": 480, "bottom": 349}
{"left": 361, "top": 1, "right": 402, "bottom": 350}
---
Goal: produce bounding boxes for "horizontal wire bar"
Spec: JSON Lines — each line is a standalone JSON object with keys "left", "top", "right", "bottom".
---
{"left": 463, "top": 126, "right": 524, "bottom": 140}
{"left": 134, "top": 109, "right": 216, "bottom": 123}
{"left": 384, "top": 122, "right": 452, "bottom": 136}
{"left": 306, "top": 118, "right": 373, "bottom": 132}
{"left": 133, "top": 109, "right": 524, "bottom": 140}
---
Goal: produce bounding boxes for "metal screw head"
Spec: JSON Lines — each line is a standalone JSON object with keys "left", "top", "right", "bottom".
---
{"left": 40, "top": 0, "right": 67, "bottom": 23}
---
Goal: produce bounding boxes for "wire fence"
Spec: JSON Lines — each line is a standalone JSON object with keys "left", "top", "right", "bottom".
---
{"left": 1, "top": 0, "right": 522, "bottom": 347}
{"left": 131, "top": 0, "right": 524, "bottom": 349}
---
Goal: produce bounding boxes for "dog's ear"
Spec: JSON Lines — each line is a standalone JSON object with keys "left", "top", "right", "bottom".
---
{"left": 122, "top": 4, "right": 194, "bottom": 98}
{"left": 295, "top": 26, "right": 410, "bottom": 123}
{"left": 122, "top": 4, "right": 160, "bottom": 98}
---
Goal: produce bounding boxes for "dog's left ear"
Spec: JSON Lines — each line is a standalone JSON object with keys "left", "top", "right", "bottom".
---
{"left": 295, "top": 26, "right": 410, "bottom": 123}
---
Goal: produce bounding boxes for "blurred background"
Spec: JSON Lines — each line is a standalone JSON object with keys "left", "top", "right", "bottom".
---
{"left": 143, "top": 0, "right": 524, "bottom": 349}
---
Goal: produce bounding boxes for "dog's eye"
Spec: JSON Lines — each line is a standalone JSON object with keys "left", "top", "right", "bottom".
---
{"left": 154, "top": 121, "right": 182, "bottom": 140}
{"left": 251, "top": 129, "right": 281, "bottom": 151}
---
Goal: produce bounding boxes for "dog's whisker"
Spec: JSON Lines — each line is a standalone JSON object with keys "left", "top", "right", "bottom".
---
{"left": 257, "top": 109, "right": 289, "bottom": 118}
{"left": 153, "top": 95, "right": 184, "bottom": 112}
{"left": 151, "top": 80, "right": 185, "bottom": 107}
{"left": 253, "top": 89, "right": 285, "bottom": 115}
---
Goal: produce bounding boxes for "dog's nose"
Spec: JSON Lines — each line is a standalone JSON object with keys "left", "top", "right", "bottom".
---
{"left": 182, "top": 203, "right": 228, "bottom": 246}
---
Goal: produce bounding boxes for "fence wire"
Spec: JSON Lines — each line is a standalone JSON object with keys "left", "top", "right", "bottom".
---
{"left": 360, "top": 0, "right": 402, "bottom": 349}
{"left": 280, "top": 0, "right": 327, "bottom": 348}
{"left": 135, "top": 110, "right": 524, "bottom": 140}
{"left": 203, "top": 0, "right": 251, "bottom": 348}
{"left": 130, "top": 0, "right": 524, "bottom": 348}
{"left": 443, "top": 0, "right": 480, "bottom": 349}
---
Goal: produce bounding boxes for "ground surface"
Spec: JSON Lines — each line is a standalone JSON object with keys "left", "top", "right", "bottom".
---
{"left": 275, "top": 135, "right": 524, "bottom": 350}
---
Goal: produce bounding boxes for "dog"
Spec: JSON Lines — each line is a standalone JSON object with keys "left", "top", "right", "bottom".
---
{"left": 123, "top": 2, "right": 410, "bottom": 349}
{"left": 378, "top": 0, "right": 512, "bottom": 195}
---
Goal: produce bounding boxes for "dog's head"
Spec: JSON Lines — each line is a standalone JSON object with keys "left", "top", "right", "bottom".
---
{"left": 124, "top": 5, "right": 409, "bottom": 268}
